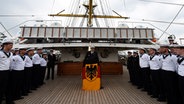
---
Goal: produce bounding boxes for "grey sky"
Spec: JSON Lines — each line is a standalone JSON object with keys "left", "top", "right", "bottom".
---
{"left": 0, "top": 0, "right": 184, "bottom": 43}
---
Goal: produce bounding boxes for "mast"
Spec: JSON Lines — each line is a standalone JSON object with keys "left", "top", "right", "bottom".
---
{"left": 49, "top": 0, "right": 129, "bottom": 27}
{"left": 88, "top": 0, "right": 93, "bottom": 27}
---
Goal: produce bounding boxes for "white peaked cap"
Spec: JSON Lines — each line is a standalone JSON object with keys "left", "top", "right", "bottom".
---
{"left": 2, "top": 38, "right": 13, "bottom": 44}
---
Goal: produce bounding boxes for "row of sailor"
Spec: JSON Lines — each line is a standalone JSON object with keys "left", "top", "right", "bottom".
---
{"left": 127, "top": 44, "right": 184, "bottom": 104}
{"left": 0, "top": 38, "right": 47, "bottom": 104}
{"left": 139, "top": 45, "right": 184, "bottom": 104}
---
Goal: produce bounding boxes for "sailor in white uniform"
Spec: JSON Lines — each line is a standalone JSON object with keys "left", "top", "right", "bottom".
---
{"left": 11, "top": 47, "right": 26, "bottom": 100}
{"left": 139, "top": 48, "right": 151, "bottom": 95}
{"left": 176, "top": 45, "right": 184, "bottom": 104}
{"left": 32, "top": 47, "right": 42, "bottom": 89}
{"left": 40, "top": 52, "right": 47, "bottom": 85}
{"left": 0, "top": 38, "right": 13, "bottom": 104}
{"left": 148, "top": 48, "right": 162, "bottom": 99}
{"left": 24, "top": 48, "right": 34, "bottom": 94}
{"left": 160, "top": 44, "right": 178, "bottom": 104}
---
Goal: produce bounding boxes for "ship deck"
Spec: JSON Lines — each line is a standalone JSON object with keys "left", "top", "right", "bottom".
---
{"left": 15, "top": 66, "right": 166, "bottom": 104}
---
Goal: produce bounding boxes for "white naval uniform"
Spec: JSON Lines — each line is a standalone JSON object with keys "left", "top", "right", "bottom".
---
{"left": 0, "top": 47, "right": 13, "bottom": 103}
{"left": 149, "top": 55, "right": 162, "bottom": 70}
{"left": 25, "top": 55, "right": 33, "bottom": 68}
{"left": 32, "top": 53, "right": 42, "bottom": 88}
{"left": 160, "top": 54, "right": 178, "bottom": 72}
{"left": 40, "top": 58, "right": 47, "bottom": 67}
{"left": 160, "top": 53, "right": 178, "bottom": 104}
{"left": 177, "top": 56, "right": 184, "bottom": 103}
{"left": 177, "top": 57, "right": 184, "bottom": 77}
{"left": 139, "top": 53, "right": 150, "bottom": 68}
{"left": 139, "top": 53, "right": 151, "bottom": 92}
{"left": 11, "top": 55, "right": 26, "bottom": 71}
{"left": 10, "top": 54, "right": 26, "bottom": 99}
{"left": 0, "top": 51, "right": 12, "bottom": 71}
{"left": 32, "top": 53, "right": 41, "bottom": 65}
{"left": 40, "top": 57, "right": 47, "bottom": 85}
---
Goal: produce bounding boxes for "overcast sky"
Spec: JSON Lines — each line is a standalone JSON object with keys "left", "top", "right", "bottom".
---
{"left": 0, "top": 0, "right": 184, "bottom": 44}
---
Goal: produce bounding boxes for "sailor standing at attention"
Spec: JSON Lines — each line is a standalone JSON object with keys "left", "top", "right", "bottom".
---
{"left": 176, "top": 45, "right": 184, "bottom": 104}
{"left": 11, "top": 47, "right": 26, "bottom": 100}
{"left": 159, "top": 45, "right": 178, "bottom": 104}
{"left": 148, "top": 48, "right": 162, "bottom": 99}
{"left": 0, "top": 38, "right": 14, "bottom": 104}
{"left": 139, "top": 48, "right": 151, "bottom": 95}
{"left": 40, "top": 52, "right": 47, "bottom": 85}
{"left": 32, "top": 47, "right": 42, "bottom": 89}
{"left": 24, "top": 48, "right": 34, "bottom": 94}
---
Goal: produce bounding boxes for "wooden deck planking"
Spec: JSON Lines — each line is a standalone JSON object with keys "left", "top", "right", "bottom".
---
{"left": 15, "top": 66, "right": 166, "bottom": 104}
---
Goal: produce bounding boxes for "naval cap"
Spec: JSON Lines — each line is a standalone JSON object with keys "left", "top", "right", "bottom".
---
{"left": 133, "top": 51, "right": 138, "bottom": 54}
{"left": 37, "top": 47, "right": 43, "bottom": 50}
{"left": 27, "top": 48, "right": 35, "bottom": 52}
{"left": 160, "top": 44, "right": 169, "bottom": 48}
{"left": 138, "top": 47, "right": 146, "bottom": 52}
{"left": 2, "top": 38, "right": 13, "bottom": 44}
{"left": 19, "top": 47, "right": 27, "bottom": 50}
{"left": 127, "top": 51, "right": 132, "bottom": 53}
{"left": 169, "top": 44, "right": 180, "bottom": 48}
{"left": 178, "top": 45, "right": 184, "bottom": 49}
{"left": 42, "top": 52, "right": 47, "bottom": 55}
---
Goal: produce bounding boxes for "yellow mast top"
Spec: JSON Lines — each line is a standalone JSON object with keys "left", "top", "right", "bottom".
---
{"left": 49, "top": 0, "right": 129, "bottom": 27}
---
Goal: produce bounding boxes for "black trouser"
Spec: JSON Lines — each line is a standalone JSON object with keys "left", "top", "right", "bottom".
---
{"left": 47, "top": 64, "right": 55, "bottom": 80}
{"left": 33, "top": 64, "right": 40, "bottom": 88}
{"left": 24, "top": 67, "right": 32, "bottom": 93}
{"left": 128, "top": 67, "right": 134, "bottom": 83}
{"left": 11, "top": 70, "right": 24, "bottom": 100}
{"left": 158, "top": 70, "right": 166, "bottom": 100}
{"left": 0, "top": 70, "right": 9, "bottom": 104}
{"left": 134, "top": 67, "right": 143, "bottom": 87}
{"left": 141, "top": 67, "right": 151, "bottom": 93}
{"left": 40, "top": 66, "right": 46, "bottom": 85}
{"left": 178, "top": 75, "right": 184, "bottom": 104}
{"left": 150, "top": 70, "right": 160, "bottom": 97}
{"left": 161, "top": 70, "right": 178, "bottom": 104}
{"left": 128, "top": 68, "right": 135, "bottom": 84}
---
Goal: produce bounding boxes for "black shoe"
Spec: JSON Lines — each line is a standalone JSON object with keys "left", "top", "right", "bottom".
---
{"left": 6, "top": 101, "right": 15, "bottom": 104}
{"left": 141, "top": 89, "right": 147, "bottom": 92}
{"left": 100, "top": 87, "right": 104, "bottom": 89}
{"left": 137, "top": 86, "right": 142, "bottom": 89}
{"left": 157, "top": 98, "right": 166, "bottom": 102}
{"left": 14, "top": 97, "right": 24, "bottom": 100}
{"left": 147, "top": 92, "right": 152, "bottom": 95}
{"left": 151, "top": 95, "right": 158, "bottom": 98}
{"left": 28, "top": 91, "right": 32, "bottom": 93}
{"left": 31, "top": 88, "right": 37, "bottom": 90}
{"left": 22, "top": 93, "right": 28, "bottom": 96}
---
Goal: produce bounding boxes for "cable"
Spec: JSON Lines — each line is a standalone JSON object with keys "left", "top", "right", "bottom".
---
{"left": 0, "top": 15, "right": 35, "bottom": 17}
{"left": 142, "top": 19, "right": 184, "bottom": 25}
{"left": 0, "top": 22, "right": 12, "bottom": 37}
{"left": 158, "top": 5, "right": 184, "bottom": 40}
{"left": 138, "top": 0, "right": 184, "bottom": 6}
{"left": 50, "top": 0, "right": 56, "bottom": 14}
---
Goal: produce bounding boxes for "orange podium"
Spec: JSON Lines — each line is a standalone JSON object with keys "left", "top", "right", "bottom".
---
{"left": 82, "top": 64, "right": 101, "bottom": 90}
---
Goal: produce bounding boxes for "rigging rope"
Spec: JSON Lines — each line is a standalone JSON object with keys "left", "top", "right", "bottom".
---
{"left": 159, "top": 5, "right": 184, "bottom": 40}
{"left": 139, "top": 0, "right": 184, "bottom": 6}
